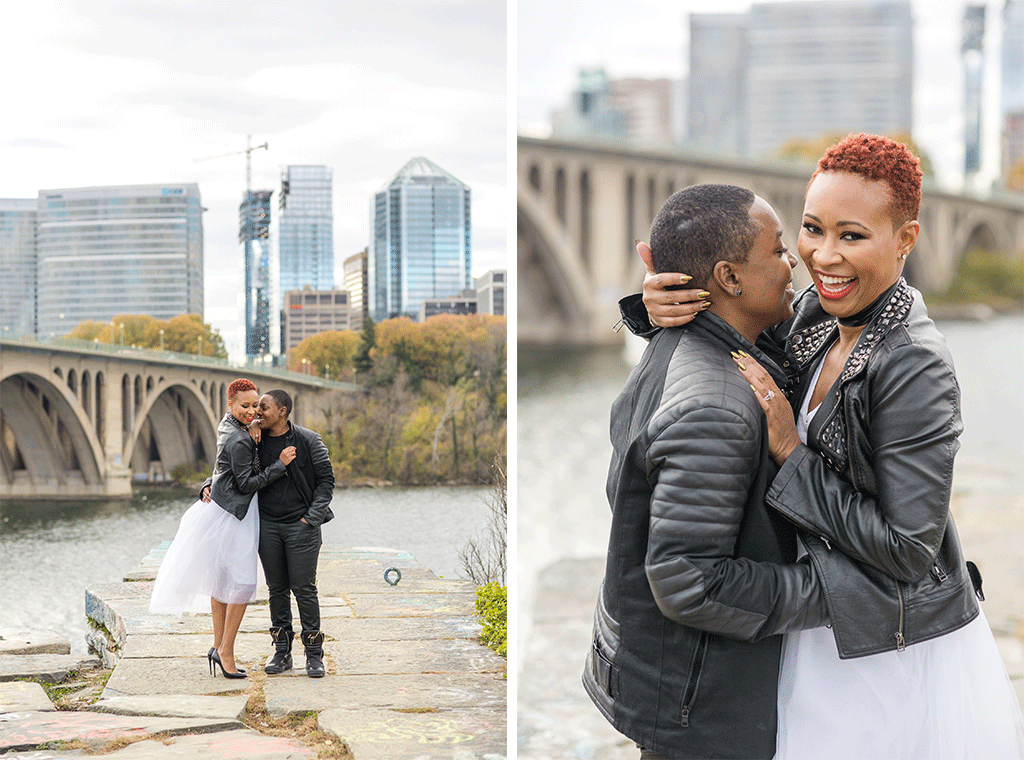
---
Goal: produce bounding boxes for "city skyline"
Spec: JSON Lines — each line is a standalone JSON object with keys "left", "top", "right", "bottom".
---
{"left": 0, "top": 0, "right": 506, "bottom": 360}
{"left": 518, "top": 0, "right": 1012, "bottom": 190}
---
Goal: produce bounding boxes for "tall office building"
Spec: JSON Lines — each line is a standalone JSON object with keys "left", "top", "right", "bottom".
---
{"left": 281, "top": 287, "right": 351, "bottom": 354}
{"left": 552, "top": 69, "right": 627, "bottom": 140}
{"left": 475, "top": 269, "right": 505, "bottom": 316}
{"left": 35, "top": 184, "right": 203, "bottom": 337}
{"left": 687, "top": 1, "right": 913, "bottom": 158}
{"left": 0, "top": 199, "right": 38, "bottom": 338}
{"left": 370, "top": 157, "right": 471, "bottom": 322}
{"left": 688, "top": 13, "right": 749, "bottom": 156}
{"left": 962, "top": 5, "right": 987, "bottom": 177}
{"left": 273, "top": 165, "right": 334, "bottom": 302}
{"left": 239, "top": 190, "right": 273, "bottom": 358}
{"left": 343, "top": 248, "right": 368, "bottom": 325}
{"left": 1002, "top": 0, "right": 1024, "bottom": 188}
{"left": 747, "top": 1, "right": 913, "bottom": 157}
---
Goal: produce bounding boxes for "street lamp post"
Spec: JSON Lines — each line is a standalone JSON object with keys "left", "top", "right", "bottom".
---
{"left": 159, "top": 329, "right": 165, "bottom": 351}
{"left": 118, "top": 323, "right": 124, "bottom": 346}
{"left": 197, "top": 336, "right": 203, "bottom": 356}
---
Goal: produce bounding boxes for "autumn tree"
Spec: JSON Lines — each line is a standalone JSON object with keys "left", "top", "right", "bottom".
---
{"left": 289, "top": 330, "right": 360, "bottom": 380}
{"left": 66, "top": 313, "right": 226, "bottom": 358}
{"left": 777, "top": 131, "right": 934, "bottom": 176}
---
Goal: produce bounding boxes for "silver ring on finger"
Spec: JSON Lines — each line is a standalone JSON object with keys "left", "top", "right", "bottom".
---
{"left": 763, "top": 390, "right": 775, "bottom": 402}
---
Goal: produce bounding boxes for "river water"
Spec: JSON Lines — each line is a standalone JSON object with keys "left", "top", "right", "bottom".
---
{"left": 0, "top": 484, "right": 492, "bottom": 655}
{"left": 518, "top": 315, "right": 1024, "bottom": 657}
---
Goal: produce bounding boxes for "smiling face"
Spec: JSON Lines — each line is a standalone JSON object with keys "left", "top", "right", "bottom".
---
{"left": 799, "top": 171, "right": 919, "bottom": 319}
{"left": 257, "top": 394, "right": 286, "bottom": 430}
{"left": 732, "top": 195, "right": 798, "bottom": 334}
{"left": 228, "top": 389, "right": 259, "bottom": 427}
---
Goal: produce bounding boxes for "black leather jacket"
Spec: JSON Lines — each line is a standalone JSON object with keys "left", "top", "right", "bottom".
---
{"left": 202, "top": 420, "right": 335, "bottom": 526}
{"left": 621, "top": 279, "right": 980, "bottom": 660}
{"left": 764, "top": 280, "right": 978, "bottom": 657}
{"left": 208, "top": 414, "right": 287, "bottom": 520}
{"left": 583, "top": 312, "right": 828, "bottom": 759}
{"left": 272, "top": 422, "right": 336, "bottom": 527}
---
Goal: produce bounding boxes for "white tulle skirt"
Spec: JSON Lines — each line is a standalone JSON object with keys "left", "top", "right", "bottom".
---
{"left": 776, "top": 608, "right": 1024, "bottom": 759}
{"left": 149, "top": 495, "right": 260, "bottom": 615}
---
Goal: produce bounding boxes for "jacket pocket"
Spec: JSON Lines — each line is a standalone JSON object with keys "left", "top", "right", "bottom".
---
{"left": 590, "top": 638, "right": 617, "bottom": 699}
{"left": 680, "top": 631, "right": 709, "bottom": 728}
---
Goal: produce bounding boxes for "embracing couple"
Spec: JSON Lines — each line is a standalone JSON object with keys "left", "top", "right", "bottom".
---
{"left": 149, "top": 379, "right": 335, "bottom": 680}
{"left": 583, "top": 134, "right": 1024, "bottom": 759}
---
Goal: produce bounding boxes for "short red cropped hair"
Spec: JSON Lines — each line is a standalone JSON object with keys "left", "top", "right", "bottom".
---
{"left": 227, "top": 378, "right": 257, "bottom": 399}
{"left": 810, "top": 133, "right": 922, "bottom": 228}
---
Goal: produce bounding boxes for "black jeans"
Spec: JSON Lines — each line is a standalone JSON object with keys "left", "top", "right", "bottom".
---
{"left": 258, "top": 519, "right": 322, "bottom": 635}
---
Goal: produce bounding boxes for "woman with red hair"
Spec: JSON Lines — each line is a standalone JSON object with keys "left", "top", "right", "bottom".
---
{"left": 150, "top": 378, "right": 295, "bottom": 678}
{"left": 630, "top": 134, "right": 1024, "bottom": 757}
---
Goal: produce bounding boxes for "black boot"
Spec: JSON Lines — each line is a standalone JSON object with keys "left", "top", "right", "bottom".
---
{"left": 265, "top": 626, "right": 293, "bottom": 674}
{"left": 301, "top": 631, "right": 325, "bottom": 678}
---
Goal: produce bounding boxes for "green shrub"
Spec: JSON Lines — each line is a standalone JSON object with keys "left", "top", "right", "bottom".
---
{"left": 475, "top": 582, "right": 507, "bottom": 658}
{"left": 936, "top": 250, "right": 1024, "bottom": 305}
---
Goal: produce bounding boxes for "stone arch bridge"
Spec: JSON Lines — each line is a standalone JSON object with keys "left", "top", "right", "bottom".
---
{"left": 519, "top": 136, "right": 1024, "bottom": 345}
{"left": 0, "top": 339, "right": 357, "bottom": 499}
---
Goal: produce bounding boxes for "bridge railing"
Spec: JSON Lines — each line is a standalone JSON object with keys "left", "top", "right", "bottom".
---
{"left": 0, "top": 334, "right": 359, "bottom": 391}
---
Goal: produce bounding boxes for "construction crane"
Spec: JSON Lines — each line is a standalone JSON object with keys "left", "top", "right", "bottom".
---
{"left": 195, "top": 135, "right": 271, "bottom": 360}
{"left": 194, "top": 134, "right": 268, "bottom": 194}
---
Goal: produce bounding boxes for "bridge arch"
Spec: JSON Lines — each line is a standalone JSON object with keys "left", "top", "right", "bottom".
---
{"left": 124, "top": 379, "right": 217, "bottom": 482}
{"left": 0, "top": 369, "right": 105, "bottom": 497}
{"left": 518, "top": 188, "right": 594, "bottom": 344}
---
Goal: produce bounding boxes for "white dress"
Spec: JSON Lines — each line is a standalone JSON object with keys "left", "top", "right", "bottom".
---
{"left": 776, "top": 359, "right": 1024, "bottom": 759}
{"left": 149, "top": 493, "right": 260, "bottom": 615}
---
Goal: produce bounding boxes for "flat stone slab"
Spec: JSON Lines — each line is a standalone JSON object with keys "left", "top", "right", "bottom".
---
{"left": 344, "top": 591, "right": 477, "bottom": 618}
{"left": 327, "top": 616, "right": 482, "bottom": 642}
{"left": 0, "top": 710, "right": 239, "bottom": 753}
{"left": 264, "top": 673, "right": 506, "bottom": 717}
{"left": 319, "top": 706, "right": 506, "bottom": 760}
{"left": 0, "top": 681, "right": 56, "bottom": 713}
{"left": 79, "top": 730, "right": 316, "bottom": 758}
{"left": 121, "top": 633, "right": 267, "bottom": 661}
{"left": 0, "top": 629, "right": 71, "bottom": 656}
{"left": 89, "top": 694, "right": 249, "bottom": 721}
{"left": 0, "top": 654, "right": 101, "bottom": 684}
{"left": 102, "top": 656, "right": 250, "bottom": 698}
{"left": 326, "top": 638, "right": 505, "bottom": 676}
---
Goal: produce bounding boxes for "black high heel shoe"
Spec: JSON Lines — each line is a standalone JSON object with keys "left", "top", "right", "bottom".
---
{"left": 209, "top": 649, "right": 247, "bottom": 679}
{"left": 208, "top": 647, "right": 244, "bottom": 674}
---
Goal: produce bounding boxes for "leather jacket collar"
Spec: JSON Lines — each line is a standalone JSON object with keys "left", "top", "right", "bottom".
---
{"left": 786, "top": 278, "right": 915, "bottom": 474}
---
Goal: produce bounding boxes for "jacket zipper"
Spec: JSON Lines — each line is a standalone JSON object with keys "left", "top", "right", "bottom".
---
{"left": 680, "top": 632, "right": 709, "bottom": 728}
{"left": 931, "top": 561, "right": 948, "bottom": 583}
{"left": 894, "top": 581, "right": 906, "bottom": 651}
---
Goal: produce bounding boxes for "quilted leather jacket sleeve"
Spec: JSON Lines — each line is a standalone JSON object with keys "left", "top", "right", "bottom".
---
{"left": 646, "top": 405, "right": 828, "bottom": 640}
{"left": 225, "top": 434, "right": 286, "bottom": 494}
{"left": 766, "top": 343, "right": 961, "bottom": 583}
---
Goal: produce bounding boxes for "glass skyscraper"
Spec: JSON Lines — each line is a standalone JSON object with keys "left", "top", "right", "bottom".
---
{"left": 370, "top": 157, "right": 472, "bottom": 322}
{"left": 272, "top": 165, "right": 334, "bottom": 303}
{"left": 240, "top": 190, "right": 272, "bottom": 358}
{"left": 0, "top": 199, "right": 38, "bottom": 338}
{"left": 35, "top": 184, "right": 203, "bottom": 337}
{"left": 687, "top": 1, "right": 913, "bottom": 158}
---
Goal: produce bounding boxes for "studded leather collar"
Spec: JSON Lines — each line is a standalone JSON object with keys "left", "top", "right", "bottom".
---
{"left": 787, "top": 278, "right": 915, "bottom": 473}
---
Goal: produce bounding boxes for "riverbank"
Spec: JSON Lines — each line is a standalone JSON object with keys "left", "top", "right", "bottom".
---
{"left": 1, "top": 544, "right": 506, "bottom": 759}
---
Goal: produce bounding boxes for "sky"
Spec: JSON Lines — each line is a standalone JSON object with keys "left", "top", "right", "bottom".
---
{"left": 1, "top": 0, "right": 507, "bottom": 361}
{"left": 517, "top": 0, "right": 1010, "bottom": 190}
